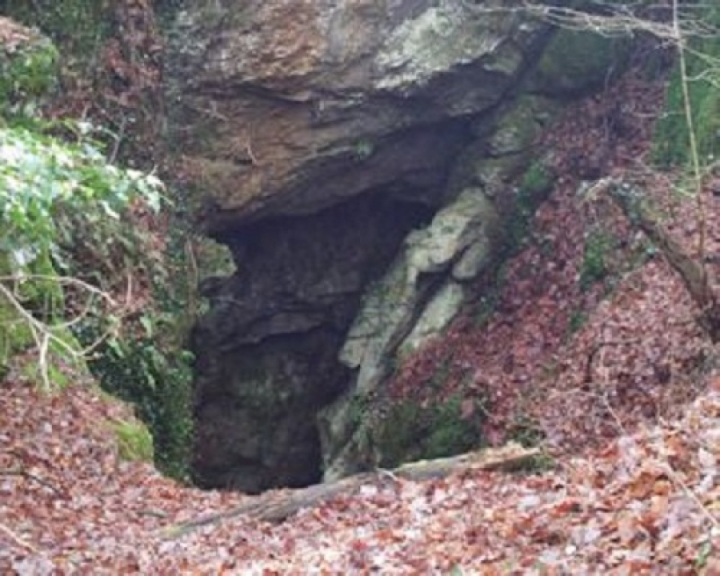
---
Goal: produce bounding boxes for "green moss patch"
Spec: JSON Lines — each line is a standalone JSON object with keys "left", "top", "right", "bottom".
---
{"left": 579, "top": 229, "right": 614, "bottom": 291}
{"left": 375, "top": 395, "right": 485, "bottom": 469}
{"left": 531, "top": 29, "right": 631, "bottom": 97}
{"left": 0, "top": 32, "right": 58, "bottom": 114}
{"left": 504, "top": 161, "right": 556, "bottom": 253}
{"left": 0, "top": 0, "right": 110, "bottom": 56}
{"left": 652, "top": 5, "right": 720, "bottom": 168}
{"left": 110, "top": 418, "right": 154, "bottom": 462}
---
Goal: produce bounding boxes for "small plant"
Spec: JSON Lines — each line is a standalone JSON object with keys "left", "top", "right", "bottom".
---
{"left": 354, "top": 139, "right": 374, "bottom": 160}
{"left": 579, "top": 230, "right": 613, "bottom": 291}
{"left": 472, "top": 293, "right": 499, "bottom": 328}
{"left": 504, "top": 161, "right": 556, "bottom": 254}
{"left": 520, "top": 161, "right": 554, "bottom": 203}
{"left": 424, "top": 395, "right": 481, "bottom": 460}
{"left": 347, "top": 393, "right": 371, "bottom": 429}
{"left": 568, "top": 310, "right": 587, "bottom": 335}
{"left": 510, "top": 453, "right": 556, "bottom": 475}
{"left": 472, "top": 261, "right": 510, "bottom": 328}
{"left": 505, "top": 411, "right": 554, "bottom": 474}
{"left": 508, "top": 414, "right": 545, "bottom": 448}
{"left": 110, "top": 418, "right": 154, "bottom": 462}
{"left": 77, "top": 313, "right": 194, "bottom": 480}
{"left": 694, "top": 540, "right": 713, "bottom": 571}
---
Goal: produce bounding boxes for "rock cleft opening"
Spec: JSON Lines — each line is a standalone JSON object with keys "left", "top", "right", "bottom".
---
{"left": 191, "top": 193, "right": 435, "bottom": 492}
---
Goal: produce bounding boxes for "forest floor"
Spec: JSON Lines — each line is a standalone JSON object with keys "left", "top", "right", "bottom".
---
{"left": 2, "top": 69, "right": 720, "bottom": 574}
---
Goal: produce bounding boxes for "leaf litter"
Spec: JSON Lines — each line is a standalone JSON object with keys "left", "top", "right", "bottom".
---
{"left": 2, "top": 67, "right": 720, "bottom": 573}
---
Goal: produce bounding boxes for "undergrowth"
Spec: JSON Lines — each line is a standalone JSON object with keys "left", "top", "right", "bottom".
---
{"left": 375, "top": 395, "right": 485, "bottom": 468}
{"left": 652, "top": 4, "right": 720, "bottom": 168}
{"left": 0, "top": 7, "right": 195, "bottom": 481}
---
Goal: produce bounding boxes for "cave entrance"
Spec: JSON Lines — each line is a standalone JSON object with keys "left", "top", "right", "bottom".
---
{"left": 190, "top": 189, "right": 436, "bottom": 493}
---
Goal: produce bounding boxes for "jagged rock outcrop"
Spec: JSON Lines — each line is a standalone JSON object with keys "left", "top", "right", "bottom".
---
{"left": 165, "top": 0, "right": 629, "bottom": 491}
{"left": 166, "top": 0, "right": 554, "bottom": 227}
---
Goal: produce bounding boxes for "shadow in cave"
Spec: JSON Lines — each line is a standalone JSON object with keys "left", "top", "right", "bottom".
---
{"left": 190, "top": 190, "right": 436, "bottom": 493}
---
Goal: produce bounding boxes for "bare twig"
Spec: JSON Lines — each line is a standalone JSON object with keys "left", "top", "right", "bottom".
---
{"left": 0, "top": 467, "right": 64, "bottom": 497}
{"left": 0, "top": 522, "right": 37, "bottom": 553}
{"left": 460, "top": 1, "right": 717, "bottom": 42}
{"left": 0, "top": 274, "right": 116, "bottom": 304}
{"left": 0, "top": 273, "right": 127, "bottom": 390}
{"left": 672, "top": 0, "right": 707, "bottom": 266}
{"left": 0, "top": 282, "right": 76, "bottom": 391}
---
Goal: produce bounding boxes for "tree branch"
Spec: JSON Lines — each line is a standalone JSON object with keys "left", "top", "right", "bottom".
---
{"left": 162, "top": 442, "right": 542, "bottom": 538}
{"left": 605, "top": 180, "right": 720, "bottom": 342}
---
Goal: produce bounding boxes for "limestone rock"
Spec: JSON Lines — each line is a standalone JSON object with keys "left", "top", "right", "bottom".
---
{"left": 165, "top": 0, "right": 553, "bottom": 227}
{"left": 486, "top": 95, "right": 561, "bottom": 157}
{"left": 319, "top": 187, "right": 501, "bottom": 481}
{"left": 399, "top": 280, "right": 465, "bottom": 356}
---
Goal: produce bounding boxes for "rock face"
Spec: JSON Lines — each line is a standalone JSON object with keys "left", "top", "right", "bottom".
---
{"left": 165, "top": 0, "right": 625, "bottom": 491}
{"left": 318, "top": 187, "right": 502, "bottom": 481}
{"left": 166, "top": 0, "right": 552, "bottom": 227}
{"left": 190, "top": 194, "right": 432, "bottom": 492}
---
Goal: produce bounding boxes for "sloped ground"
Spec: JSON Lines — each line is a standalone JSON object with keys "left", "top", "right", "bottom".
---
{"left": 2, "top": 68, "right": 720, "bottom": 573}
{"left": 392, "top": 68, "right": 719, "bottom": 458}
{"left": 1, "top": 370, "right": 719, "bottom": 572}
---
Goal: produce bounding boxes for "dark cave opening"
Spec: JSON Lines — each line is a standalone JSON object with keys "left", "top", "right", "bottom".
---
{"left": 190, "top": 189, "right": 437, "bottom": 493}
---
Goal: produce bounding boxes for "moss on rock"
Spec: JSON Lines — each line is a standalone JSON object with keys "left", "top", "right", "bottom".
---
{"left": 374, "top": 395, "right": 484, "bottom": 469}
{"left": 111, "top": 418, "right": 155, "bottom": 462}
{"left": 529, "top": 28, "right": 631, "bottom": 97}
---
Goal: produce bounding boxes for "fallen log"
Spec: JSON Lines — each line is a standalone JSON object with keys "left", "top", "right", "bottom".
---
{"left": 605, "top": 179, "right": 720, "bottom": 342}
{"left": 162, "top": 442, "right": 542, "bottom": 538}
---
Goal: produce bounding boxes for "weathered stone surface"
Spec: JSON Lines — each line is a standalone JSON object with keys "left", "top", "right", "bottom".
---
{"left": 319, "top": 187, "right": 501, "bottom": 481}
{"left": 166, "top": 0, "right": 553, "bottom": 228}
{"left": 400, "top": 280, "right": 465, "bottom": 355}
{"left": 486, "top": 95, "right": 560, "bottom": 157}
{"left": 446, "top": 95, "right": 561, "bottom": 201}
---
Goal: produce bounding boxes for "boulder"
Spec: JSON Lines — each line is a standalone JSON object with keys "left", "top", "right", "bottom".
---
{"left": 319, "top": 187, "right": 501, "bottom": 480}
